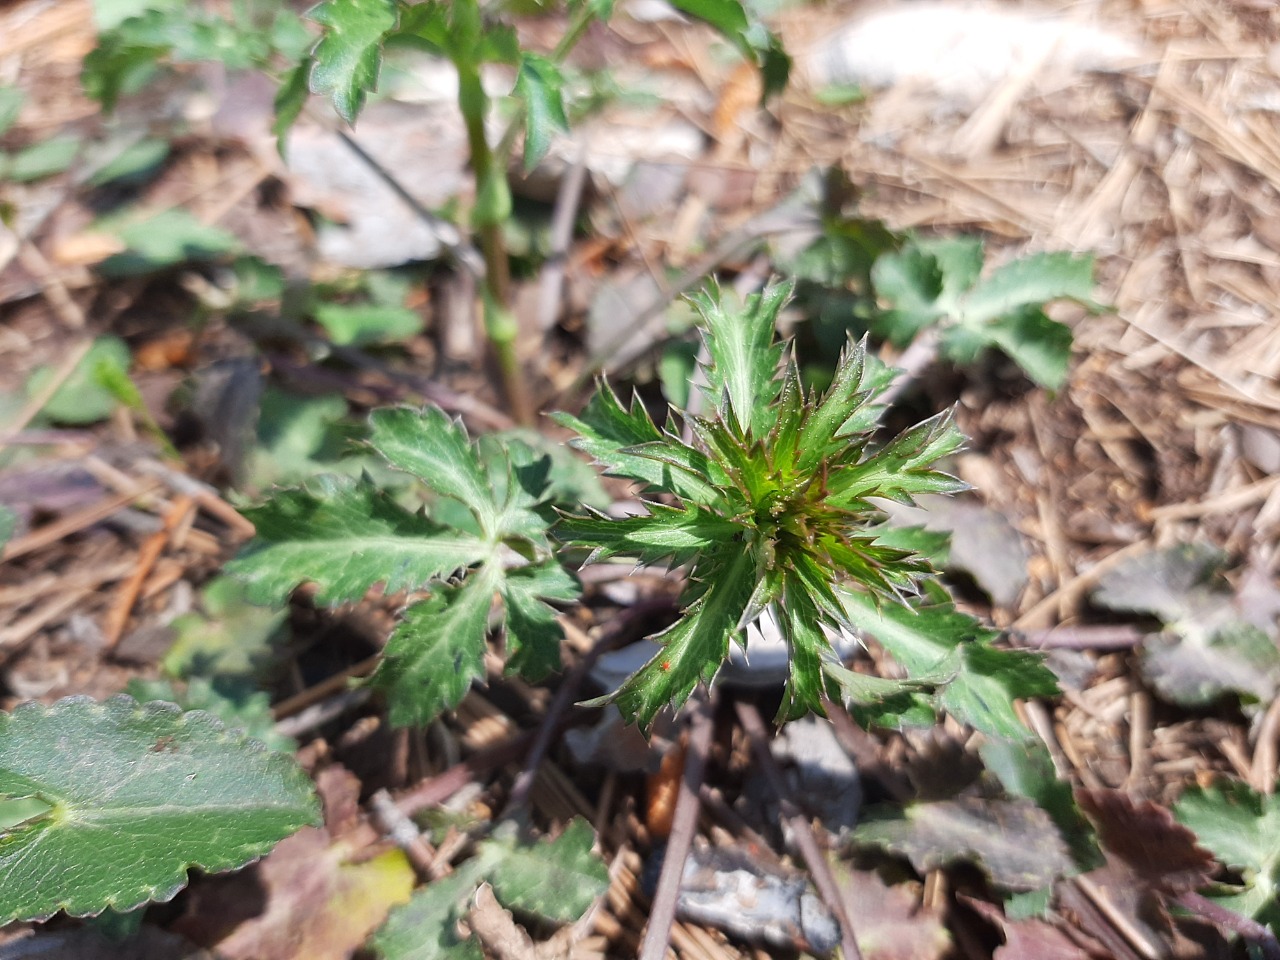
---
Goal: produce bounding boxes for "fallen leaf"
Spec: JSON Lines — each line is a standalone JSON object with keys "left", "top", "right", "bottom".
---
{"left": 852, "top": 796, "right": 1074, "bottom": 891}
{"left": 962, "top": 895, "right": 1096, "bottom": 960}
{"left": 1076, "top": 789, "right": 1214, "bottom": 894}
{"left": 835, "top": 865, "right": 951, "bottom": 960}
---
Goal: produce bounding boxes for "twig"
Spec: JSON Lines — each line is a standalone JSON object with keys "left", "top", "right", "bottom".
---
{"left": 396, "top": 729, "right": 541, "bottom": 817}
{"left": 273, "top": 687, "right": 371, "bottom": 738}
{"left": 329, "top": 125, "right": 486, "bottom": 281}
{"left": 735, "top": 701, "right": 864, "bottom": 960}
{"left": 1013, "top": 539, "right": 1152, "bottom": 631}
{"left": 1176, "top": 891, "right": 1280, "bottom": 960}
{"left": 0, "top": 480, "right": 164, "bottom": 563}
{"left": 1010, "top": 624, "right": 1146, "bottom": 650}
{"left": 271, "top": 653, "right": 380, "bottom": 720}
{"left": 1251, "top": 695, "right": 1280, "bottom": 793}
{"left": 1151, "top": 474, "right": 1280, "bottom": 522}
{"left": 0, "top": 338, "right": 95, "bottom": 453}
{"left": 103, "top": 494, "right": 194, "bottom": 651}
{"left": 370, "top": 788, "right": 446, "bottom": 880}
{"left": 637, "top": 692, "right": 715, "bottom": 960}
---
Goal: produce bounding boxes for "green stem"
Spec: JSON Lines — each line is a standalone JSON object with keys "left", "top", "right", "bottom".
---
{"left": 456, "top": 55, "right": 532, "bottom": 425}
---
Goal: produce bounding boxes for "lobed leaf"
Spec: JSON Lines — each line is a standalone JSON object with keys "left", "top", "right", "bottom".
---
{"left": 499, "top": 560, "right": 579, "bottom": 681}
{"left": 308, "top": 0, "right": 399, "bottom": 123}
{"left": 368, "top": 406, "right": 503, "bottom": 535}
{"left": 372, "top": 568, "right": 498, "bottom": 728}
{"left": 961, "top": 251, "right": 1095, "bottom": 327}
{"left": 0, "top": 696, "right": 319, "bottom": 923}
{"left": 826, "top": 409, "right": 967, "bottom": 508}
{"left": 228, "top": 473, "right": 491, "bottom": 606}
{"left": 480, "top": 819, "right": 609, "bottom": 922}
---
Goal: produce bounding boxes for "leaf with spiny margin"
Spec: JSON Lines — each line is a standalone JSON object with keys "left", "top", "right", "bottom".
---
{"left": 795, "top": 337, "right": 876, "bottom": 473}
{"left": 515, "top": 53, "right": 568, "bottom": 171}
{"left": 368, "top": 406, "right": 503, "bottom": 535}
{"left": 0, "top": 696, "right": 319, "bottom": 924}
{"left": 500, "top": 560, "right": 579, "bottom": 681}
{"left": 480, "top": 819, "right": 608, "bottom": 922}
{"left": 552, "top": 385, "right": 716, "bottom": 501}
{"left": 823, "top": 662, "right": 939, "bottom": 731}
{"left": 839, "top": 587, "right": 1056, "bottom": 738}
{"left": 694, "top": 280, "right": 790, "bottom": 436}
{"left": 228, "top": 473, "right": 490, "bottom": 606}
{"left": 556, "top": 503, "right": 742, "bottom": 567}
{"left": 773, "top": 574, "right": 835, "bottom": 721}
{"left": 609, "top": 545, "right": 759, "bottom": 726}
{"left": 1174, "top": 781, "right": 1280, "bottom": 930}
{"left": 826, "top": 410, "right": 967, "bottom": 509}
{"left": 308, "top": 0, "right": 398, "bottom": 124}
{"left": 372, "top": 568, "right": 497, "bottom": 728}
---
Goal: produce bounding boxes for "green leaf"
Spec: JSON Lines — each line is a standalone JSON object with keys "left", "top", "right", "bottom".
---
{"left": 500, "top": 561, "right": 578, "bottom": 681}
{"left": 0, "top": 505, "right": 15, "bottom": 551}
{"left": 126, "top": 677, "right": 294, "bottom": 753}
{"left": 839, "top": 588, "right": 1056, "bottom": 738}
{"left": 667, "top": 0, "right": 747, "bottom": 37}
{"left": 314, "top": 302, "right": 421, "bottom": 346}
{"left": 368, "top": 406, "right": 504, "bottom": 536}
{"left": 1175, "top": 781, "right": 1280, "bottom": 929}
{"left": 693, "top": 280, "right": 789, "bottom": 435}
{"left": 161, "top": 576, "right": 288, "bottom": 681}
{"left": 228, "top": 473, "right": 491, "bottom": 606}
{"left": 4, "top": 135, "right": 80, "bottom": 183}
{"left": 84, "top": 137, "right": 169, "bottom": 188}
{"left": 96, "top": 208, "right": 241, "bottom": 276}
{"left": 773, "top": 573, "right": 835, "bottom": 721}
{"left": 480, "top": 819, "right": 608, "bottom": 922}
{"left": 826, "top": 409, "right": 967, "bottom": 508}
{"left": 371, "top": 865, "right": 486, "bottom": 960}
{"left": 823, "top": 662, "right": 939, "bottom": 731}
{"left": 515, "top": 53, "right": 568, "bottom": 171}
{"left": 609, "top": 544, "right": 759, "bottom": 726}
{"left": 961, "top": 251, "right": 1095, "bottom": 327}
{"left": 870, "top": 243, "right": 946, "bottom": 346}
{"left": 372, "top": 568, "right": 498, "bottom": 727}
{"left": 553, "top": 384, "right": 718, "bottom": 502}
{"left": 556, "top": 502, "right": 743, "bottom": 567}
{"left": 273, "top": 58, "right": 312, "bottom": 157}
{"left": 980, "top": 738, "right": 1102, "bottom": 873}
{"left": 0, "top": 696, "right": 318, "bottom": 923}
{"left": 978, "top": 308, "right": 1073, "bottom": 391}
{"left": 308, "top": 0, "right": 399, "bottom": 123}
{"left": 0, "top": 87, "right": 24, "bottom": 137}
{"left": 25, "top": 336, "right": 131, "bottom": 425}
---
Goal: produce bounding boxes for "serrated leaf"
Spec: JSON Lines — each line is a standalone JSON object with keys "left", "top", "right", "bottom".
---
{"left": 961, "top": 252, "right": 1095, "bottom": 327}
{"left": 557, "top": 502, "right": 742, "bottom": 566}
{"left": 161, "top": 575, "right": 288, "bottom": 681}
{"left": 870, "top": 243, "right": 946, "bottom": 346}
{"left": 372, "top": 569, "right": 497, "bottom": 727}
{"left": 853, "top": 797, "right": 1073, "bottom": 892}
{"left": 1093, "top": 544, "right": 1280, "bottom": 707}
{"left": 515, "top": 53, "right": 568, "bottom": 171}
{"left": 827, "top": 409, "right": 967, "bottom": 508}
{"left": 694, "top": 280, "right": 789, "bottom": 436}
{"left": 773, "top": 573, "right": 835, "bottom": 721}
{"left": 480, "top": 819, "right": 608, "bottom": 922}
{"left": 228, "top": 473, "right": 491, "bottom": 606}
{"left": 552, "top": 384, "right": 718, "bottom": 501}
{"left": 839, "top": 588, "right": 1056, "bottom": 738}
{"left": 500, "top": 560, "right": 578, "bottom": 681}
{"left": 1174, "top": 781, "right": 1280, "bottom": 929}
{"left": 126, "top": 677, "right": 294, "bottom": 753}
{"left": 980, "top": 738, "right": 1101, "bottom": 873}
{"left": 978, "top": 308, "right": 1073, "bottom": 391}
{"left": 368, "top": 406, "right": 504, "bottom": 536}
{"left": 0, "top": 696, "right": 319, "bottom": 923}
{"left": 610, "top": 544, "right": 759, "bottom": 726}
{"left": 823, "top": 661, "right": 939, "bottom": 731}
{"left": 308, "top": 0, "right": 399, "bottom": 123}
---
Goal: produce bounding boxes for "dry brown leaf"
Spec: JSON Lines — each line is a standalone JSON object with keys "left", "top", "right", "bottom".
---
{"left": 1076, "top": 789, "right": 1215, "bottom": 894}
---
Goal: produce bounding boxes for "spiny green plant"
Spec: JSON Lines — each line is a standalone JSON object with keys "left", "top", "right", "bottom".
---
{"left": 557, "top": 279, "right": 1058, "bottom": 729}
